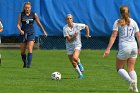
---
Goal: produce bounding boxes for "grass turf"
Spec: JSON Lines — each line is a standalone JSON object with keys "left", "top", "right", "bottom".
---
{"left": 0, "top": 49, "right": 139, "bottom": 93}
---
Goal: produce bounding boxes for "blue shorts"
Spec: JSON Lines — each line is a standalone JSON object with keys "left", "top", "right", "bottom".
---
{"left": 19, "top": 33, "right": 35, "bottom": 43}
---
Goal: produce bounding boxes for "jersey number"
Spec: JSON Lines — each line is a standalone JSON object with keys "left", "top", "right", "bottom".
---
{"left": 122, "top": 27, "right": 134, "bottom": 38}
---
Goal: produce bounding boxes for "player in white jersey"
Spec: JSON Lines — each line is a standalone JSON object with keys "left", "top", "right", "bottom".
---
{"left": 103, "top": 6, "right": 140, "bottom": 92}
{"left": 0, "top": 20, "right": 3, "bottom": 32}
{"left": 63, "top": 14, "right": 90, "bottom": 79}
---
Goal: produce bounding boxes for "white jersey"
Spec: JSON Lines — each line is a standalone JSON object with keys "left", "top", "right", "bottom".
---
{"left": 113, "top": 18, "right": 139, "bottom": 49}
{"left": 0, "top": 21, "right": 3, "bottom": 29}
{"left": 63, "top": 23, "right": 85, "bottom": 54}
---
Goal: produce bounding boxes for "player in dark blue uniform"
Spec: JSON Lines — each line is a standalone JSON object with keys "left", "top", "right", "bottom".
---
{"left": 17, "top": 2, "right": 47, "bottom": 68}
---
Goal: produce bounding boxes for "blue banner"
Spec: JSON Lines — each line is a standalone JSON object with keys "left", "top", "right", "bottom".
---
{"left": 0, "top": 0, "right": 140, "bottom": 36}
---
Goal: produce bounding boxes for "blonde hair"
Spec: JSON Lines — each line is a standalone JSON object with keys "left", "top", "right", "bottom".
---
{"left": 120, "top": 6, "right": 130, "bottom": 26}
{"left": 22, "top": 2, "right": 31, "bottom": 12}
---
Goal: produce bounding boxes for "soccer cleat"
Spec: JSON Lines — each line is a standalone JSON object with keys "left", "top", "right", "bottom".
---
{"left": 78, "top": 63, "right": 84, "bottom": 72}
{"left": 134, "top": 88, "right": 139, "bottom": 93}
{"left": 26, "top": 65, "right": 31, "bottom": 68}
{"left": 133, "top": 81, "right": 139, "bottom": 93}
{"left": 78, "top": 74, "right": 84, "bottom": 79}
{"left": 23, "top": 63, "right": 26, "bottom": 68}
{"left": 128, "top": 80, "right": 135, "bottom": 92}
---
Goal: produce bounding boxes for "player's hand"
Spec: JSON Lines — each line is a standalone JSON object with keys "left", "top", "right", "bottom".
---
{"left": 138, "top": 48, "right": 140, "bottom": 56}
{"left": 103, "top": 49, "right": 110, "bottom": 57}
{"left": 74, "top": 32, "right": 78, "bottom": 37}
{"left": 20, "top": 30, "right": 24, "bottom": 35}
{"left": 85, "top": 35, "right": 91, "bottom": 39}
{"left": 43, "top": 31, "right": 47, "bottom": 37}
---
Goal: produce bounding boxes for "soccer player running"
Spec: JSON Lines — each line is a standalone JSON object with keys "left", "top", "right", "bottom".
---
{"left": 63, "top": 14, "right": 91, "bottom": 79}
{"left": 103, "top": 6, "right": 140, "bottom": 92}
{"left": 17, "top": 2, "right": 47, "bottom": 68}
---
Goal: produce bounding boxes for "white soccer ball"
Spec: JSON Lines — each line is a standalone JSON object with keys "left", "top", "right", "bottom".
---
{"left": 51, "top": 72, "right": 61, "bottom": 80}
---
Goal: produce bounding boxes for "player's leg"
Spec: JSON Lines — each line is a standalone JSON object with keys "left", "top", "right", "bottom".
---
{"left": 26, "top": 34, "right": 35, "bottom": 68}
{"left": 116, "top": 49, "right": 133, "bottom": 83}
{"left": 20, "top": 43, "right": 27, "bottom": 68}
{"left": 27, "top": 41, "right": 34, "bottom": 68}
{"left": 127, "top": 58, "right": 139, "bottom": 92}
{"left": 77, "top": 58, "right": 84, "bottom": 72}
{"left": 68, "top": 54, "right": 76, "bottom": 67}
{"left": 73, "top": 49, "right": 83, "bottom": 78}
{"left": 116, "top": 58, "right": 135, "bottom": 91}
{"left": 116, "top": 58, "right": 133, "bottom": 83}
{"left": 73, "top": 48, "right": 84, "bottom": 72}
{"left": 68, "top": 54, "right": 83, "bottom": 79}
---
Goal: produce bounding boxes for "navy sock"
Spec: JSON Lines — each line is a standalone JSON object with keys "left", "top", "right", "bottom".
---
{"left": 21, "top": 54, "right": 26, "bottom": 64}
{"left": 27, "top": 53, "right": 32, "bottom": 67}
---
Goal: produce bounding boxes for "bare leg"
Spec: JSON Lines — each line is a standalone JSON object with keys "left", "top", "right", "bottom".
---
{"left": 68, "top": 49, "right": 83, "bottom": 78}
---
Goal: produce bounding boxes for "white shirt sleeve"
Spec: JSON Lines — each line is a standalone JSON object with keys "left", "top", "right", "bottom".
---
{"left": 63, "top": 26, "right": 69, "bottom": 37}
{"left": 134, "top": 21, "right": 139, "bottom": 32}
{"left": 113, "top": 20, "right": 118, "bottom": 31}
{"left": 0, "top": 21, "right": 3, "bottom": 29}
{"left": 76, "top": 23, "right": 85, "bottom": 31}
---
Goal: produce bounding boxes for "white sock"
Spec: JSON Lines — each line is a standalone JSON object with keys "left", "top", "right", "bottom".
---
{"left": 75, "top": 65, "right": 82, "bottom": 75}
{"left": 129, "top": 70, "right": 138, "bottom": 89}
{"left": 77, "top": 58, "right": 81, "bottom": 64}
{"left": 118, "top": 69, "right": 132, "bottom": 82}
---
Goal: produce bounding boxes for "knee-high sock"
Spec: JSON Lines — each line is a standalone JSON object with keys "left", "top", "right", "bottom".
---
{"left": 21, "top": 54, "right": 26, "bottom": 64}
{"left": 27, "top": 53, "right": 32, "bottom": 66}
{"left": 129, "top": 70, "right": 138, "bottom": 89}
{"left": 75, "top": 65, "right": 82, "bottom": 75}
{"left": 118, "top": 69, "right": 132, "bottom": 82}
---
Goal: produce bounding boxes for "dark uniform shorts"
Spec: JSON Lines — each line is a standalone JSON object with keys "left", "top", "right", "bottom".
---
{"left": 19, "top": 33, "right": 35, "bottom": 43}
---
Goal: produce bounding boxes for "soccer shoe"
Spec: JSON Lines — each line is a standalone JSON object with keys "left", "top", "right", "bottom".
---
{"left": 128, "top": 80, "right": 135, "bottom": 92}
{"left": 134, "top": 88, "right": 139, "bottom": 93}
{"left": 78, "top": 63, "right": 84, "bottom": 72}
{"left": 78, "top": 74, "right": 84, "bottom": 79}
{"left": 26, "top": 65, "right": 31, "bottom": 68}
{"left": 23, "top": 64, "right": 26, "bottom": 68}
{"left": 23, "top": 62, "right": 27, "bottom": 68}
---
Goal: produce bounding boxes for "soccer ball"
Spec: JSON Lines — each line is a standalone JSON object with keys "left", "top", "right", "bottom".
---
{"left": 51, "top": 72, "right": 61, "bottom": 80}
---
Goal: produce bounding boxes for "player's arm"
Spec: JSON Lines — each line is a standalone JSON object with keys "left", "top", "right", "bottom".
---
{"left": 0, "top": 27, "right": 3, "bottom": 32}
{"left": 0, "top": 29, "right": 2, "bottom": 32}
{"left": 0, "top": 21, "right": 3, "bottom": 32}
{"left": 65, "top": 33, "right": 78, "bottom": 42}
{"left": 34, "top": 13, "right": 47, "bottom": 36}
{"left": 17, "top": 14, "right": 24, "bottom": 35}
{"left": 136, "top": 32, "right": 140, "bottom": 56}
{"left": 85, "top": 25, "right": 91, "bottom": 38}
{"left": 103, "top": 30, "right": 118, "bottom": 57}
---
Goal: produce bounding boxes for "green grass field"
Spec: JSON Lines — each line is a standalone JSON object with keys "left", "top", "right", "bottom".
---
{"left": 0, "top": 49, "right": 139, "bottom": 93}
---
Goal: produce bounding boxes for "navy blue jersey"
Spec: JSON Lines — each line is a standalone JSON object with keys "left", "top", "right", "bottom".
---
{"left": 21, "top": 11, "right": 35, "bottom": 35}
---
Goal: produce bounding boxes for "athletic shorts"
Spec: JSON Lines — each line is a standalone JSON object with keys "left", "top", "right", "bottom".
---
{"left": 19, "top": 33, "right": 35, "bottom": 43}
{"left": 66, "top": 44, "right": 81, "bottom": 55}
{"left": 117, "top": 48, "right": 138, "bottom": 60}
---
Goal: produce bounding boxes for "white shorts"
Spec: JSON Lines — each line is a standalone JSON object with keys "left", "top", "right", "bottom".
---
{"left": 66, "top": 45, "right": 81, "bottom": 55}
{"left": 117, "top": 48, "right": 138, "bottom": 60}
